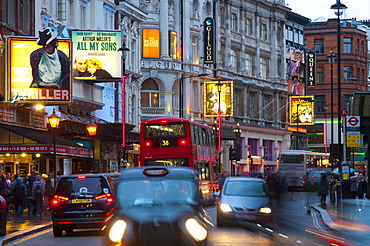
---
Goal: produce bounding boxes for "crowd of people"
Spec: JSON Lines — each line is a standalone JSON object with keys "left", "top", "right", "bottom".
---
{"left": 0, "top": 171, "right": 61, "bottom": 217}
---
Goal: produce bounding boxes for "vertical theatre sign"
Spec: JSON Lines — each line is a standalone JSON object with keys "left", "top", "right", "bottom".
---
{"left": 9, "top": 37, "right": 71, "bottom": 104}
{"left": 307, "top": 51, "right": 316, "bottom": 88}
{"left": 203, "top": 81, "right": 233, "bottom": 117}
{"left": 204, "top": 17, "right": 214, "bottom": 64}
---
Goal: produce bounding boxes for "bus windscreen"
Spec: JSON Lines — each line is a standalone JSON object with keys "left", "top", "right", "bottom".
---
{"left": 144, "top": 158, "right": 188, "bottom": 166}
{"left": 145, "top": 123, "right": 185, "bottom": 137}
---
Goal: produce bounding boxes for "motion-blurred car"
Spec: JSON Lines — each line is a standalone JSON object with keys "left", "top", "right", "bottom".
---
{"left": 103, "top": 166, "right": 209, "bottom": 246}
{"left": 51, "top": 173, "right": 116, "bottom": 237}
{"left": 303, "top": 171, "right": 332, "bottom": 191}
{"left": 214, "top": 177, "right": 273, "bottom": 226}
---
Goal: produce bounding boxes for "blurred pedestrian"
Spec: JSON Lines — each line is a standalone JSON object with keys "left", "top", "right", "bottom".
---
{"left": 45, "top": 172, "right": 56, "bottom": 209}
{"left": 318, "top": 174, "right": 329, "bottom": 208}
{"left": 0, "top": 175, "right": 11, "bottom": 212}
{"left": 32, "top": 175, "right": 45, "bottom": 217}
{"left": 24, "top": 172, "right": 37, "bottom": 214}
{"left": 356, "top": 172, "right": 367, "bottom": 199}
{"left": 12, "top": 177, "right": 27, "bottom": 216}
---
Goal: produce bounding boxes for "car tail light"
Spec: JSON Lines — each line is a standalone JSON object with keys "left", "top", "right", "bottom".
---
{"left": 179, "top": 139, "right": 187, "bottom": 146}
{"left": 144, "top": 140, "right": 153, "bottom": 148}
{"left": 51, "top": 195, "right": 69, "bottom": 206}
{"left": 95, "top": 193, "right": 114, "bottom": 204}
{"left": 77, "top": 176, "right": 86, "bottom": 179}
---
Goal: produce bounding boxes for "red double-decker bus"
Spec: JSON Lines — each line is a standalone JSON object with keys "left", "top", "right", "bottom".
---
{"left": 139, "top": 117, "right": 218, "bottom": 204}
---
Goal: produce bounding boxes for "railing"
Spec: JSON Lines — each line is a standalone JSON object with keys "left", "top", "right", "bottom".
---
{"left": 0, "top": 103, "right": 47, "bottom": 129}
{"left": 141, "top": 107, "right": 165, "bottom": 115}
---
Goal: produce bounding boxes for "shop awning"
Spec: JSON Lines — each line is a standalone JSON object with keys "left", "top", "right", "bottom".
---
{"left": 0, "top": 123, "right": 92, "bottom": 158}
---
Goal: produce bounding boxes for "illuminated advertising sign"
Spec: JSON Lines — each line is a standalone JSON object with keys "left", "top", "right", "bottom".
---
{"left": 71, "top": 30, "right": 122, "bottom": 80}
{"left": 169, "top": 31, "right": 177, "bottom": 60}
{"left": 142, "top": 29, "right": 160, "bottom": 58}
{"left": 286, "top": 46, "right": 305, "bottom": 96}
{"left": 307, "top": 51, "right": 316, "bottom": 87}
{"left": 203, "top": 81, "right": 233, "bottom": 117}
{"left": 204, "top": 17, "right": 214, "bottom": 64}
{"left": 9, "top": 37, "right": 71, "bottom": 104}
{"left": 290, "top": 96, "right": 315, "bottom": 126}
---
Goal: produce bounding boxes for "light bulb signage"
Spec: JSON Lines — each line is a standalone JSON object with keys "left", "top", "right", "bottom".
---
{"left": 290, "top": 96, "right": 315, "bottom": 126}
{"left": 204, "top": 17, "right": 214, "bottom": 64}
{"left": 307, "top": 51, "right": 316, "bottom": 87}
{"left": 203, "top": 81, "right": 233, "bottom": 117}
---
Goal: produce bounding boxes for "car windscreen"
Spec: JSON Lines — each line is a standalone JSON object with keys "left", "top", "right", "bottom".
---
{"left": 117, "top": 179, "right": 197, "bottom": 208}
{"left": 223, "top": 180, "right": 268, "bottom": 197}
{"left": 56, "top": 177, "right": 110, "bottom": 198}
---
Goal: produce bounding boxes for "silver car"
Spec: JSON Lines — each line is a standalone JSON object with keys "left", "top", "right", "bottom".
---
{"left": 214, "top": 177, "right": 273, "bottom": 226}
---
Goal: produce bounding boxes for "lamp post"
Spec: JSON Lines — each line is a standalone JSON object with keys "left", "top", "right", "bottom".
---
{"left": 323, "top": 103, "right": 329, "bottom": 153}
{"left": 327, "top": 51, "right": 336, "bottom": 157}
{"left": 331, "top": 0, "right": 347, "bottom": 178}
{"left": 48, "top": 109, "right": 60, "bottom": 171}
{"left": 118, "top": 40, "right": 130, "bottom": 166}
{"left": 216, "top": 79, "right": 224, "bottom": 170}
{"left": 87, "top": 123, "right": 97, "bottom": 172}
{"left": 179, "top": 73, "right": 208, "bottom": 118}
{"left": 296, "top": 102, "right": 300, "bottom": 150}
{"left": 233, "top": 123, "right": 242, "bottom": 176}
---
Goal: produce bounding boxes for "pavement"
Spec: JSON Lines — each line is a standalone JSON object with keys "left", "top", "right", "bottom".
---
{"left": 0, "top": 196, "right": 369, "bottom": 245}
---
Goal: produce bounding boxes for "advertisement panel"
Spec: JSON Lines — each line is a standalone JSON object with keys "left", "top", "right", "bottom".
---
{"left": 169, "top": 31, "right": 177, "bottom": 60}
{"left": 142, "top": 29, "right": 160, "bottom": 58}
{"left": 290, "top": 96, "right": 315, "bottom": 125}
{"left": 286, "top": 46, "right": 305, "bottom": 96}
{"left": 71, "top": 30, "right": 122, "bottom": 80}
{"left": 203, "top": 81, "right": 233, "bottom": 117}
{"left": 9, "top": 37, "right": 71, "bottom": 104}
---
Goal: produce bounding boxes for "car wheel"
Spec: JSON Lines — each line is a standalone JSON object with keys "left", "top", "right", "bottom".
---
{"left": 65, "top": 228, "right": 73, "bottom": 233}
{"left": 217, "top": 215, "right": 225, "bottom": 227}
{"left": 53, "top": 225, "right": 63, "bottom": 237}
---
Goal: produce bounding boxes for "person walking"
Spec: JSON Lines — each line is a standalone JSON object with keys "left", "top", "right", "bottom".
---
{"left": 32, "top": 175, "right": 45, "bottom": 217}
{"left": 0, "top": 175, "right": 11, "bottom": 212}
{"left": 318, "top": 174, "right": 329, "bottom": 208}
{"left": 45, "top": 172, "right": 56, "bottom": 209}
{"left": 12, "top": 177, "right": 27, "bottom": 216}
{"left": 356, "top": 172, "right": 367, "bottom": 199}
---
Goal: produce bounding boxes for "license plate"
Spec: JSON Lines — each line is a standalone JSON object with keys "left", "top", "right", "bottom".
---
{"left": 310, "top": 180, "right": 316, "bottom": 182}
{"left": 236, "top": 214, "right": 256, "bottom": 220}
{"left": 72, "top": 199, "right": 92, "bottom": 203}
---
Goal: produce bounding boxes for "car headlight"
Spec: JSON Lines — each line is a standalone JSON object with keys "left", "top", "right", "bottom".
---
{"left": 185, "top": 218, "right": 207, "bottom": 242}
{"left": 220, "top": 203, "right": 232, "bottom": 212}
{"left": 109, "top": 220, "right": 127, "bottom": 243}
{"left": 259, "top": 207, "right": 272, "bottom": 214}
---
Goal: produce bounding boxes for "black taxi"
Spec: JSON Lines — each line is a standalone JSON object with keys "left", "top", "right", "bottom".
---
{"left": 103, "top": 166, "right": 210, "bottom": 246}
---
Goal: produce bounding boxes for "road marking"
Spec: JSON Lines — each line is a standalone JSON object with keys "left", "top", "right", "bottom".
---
{"left": 7, "top": 229, "right": 52, "bottom": 245}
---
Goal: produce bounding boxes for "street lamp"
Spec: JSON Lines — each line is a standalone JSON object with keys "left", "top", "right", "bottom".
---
{"left": 118, "top": 40, "right": 130, "bottom": 165}
{"left": 87, "top": 123, "right": 97, "bottom": 172}
{"left": 179, "top": 73, "right": 208, "bottom": 118}
{"left": 331, "top": 0, "right": 347, "bottom": 178}
{"left": 233, "top": 123, "right": 242, "bottom": 176}
{"left": 216, "top": 79, "right": 224, "bottom": 170}
{"left": 323, "top": 103, "right": 329, "bottom": 153}
{"left": 327, "top": 51, "right": 336, "bottom": 155}
{"left": 48, "top": 109, "right": 60, "bottom": 171}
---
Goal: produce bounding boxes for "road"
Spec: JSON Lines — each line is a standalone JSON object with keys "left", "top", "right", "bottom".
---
{"left": 4, "top": 192, "right": 362, "bottom": 246}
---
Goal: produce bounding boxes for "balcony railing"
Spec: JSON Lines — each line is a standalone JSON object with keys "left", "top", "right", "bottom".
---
{"left": 0, "top": 103, "right": 47, "bottom": 129}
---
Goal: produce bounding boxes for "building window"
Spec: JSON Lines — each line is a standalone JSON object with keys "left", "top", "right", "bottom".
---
{"left": 343, "top": 38, "right": 352, "bottom": 54}
{"left": 286, "top": 26, "right": 293, "bottom": 42}
{"left": 261, "top": 23, "right": 267, "bottom": 41}
{"left": 294, "top": 28, "right": 299, "bottom": 44}
{"left": 248, "top": 138, "right": 258, "bottom": 156}
{"left": 231, "top": 13, "right": 237, "bottom": 31}
{"left": 192, "top": 35, "right": 199, "bottom": 64}
{"left": 314, "top": 39, "right": 324, "bottom": 54}
{"left": 246, "top": 17, "right": 252, "bottom": 36}
{"left": 231, "top": 49, "right": 237, "bottom": 72}
{"left": 235, "top": 89, "right": 243, "bottom": 117}
{"left": 260, "top": 57, "right": 268, "bottom": 79}
{"left": 263, "top": 95, "right": 271, "bottom": 120}
{"left": 249, "top": 92, "right": 257, "bottom": 118}
{"left": 315, "top": 95, "right": 327, "bottom": 114}
{"left": 245, "top": 53, "right": 253, "bottom": 76}
{"left": 141, "top": 79, "right": 160, "bottom": 107}
{"left": 262, "top": 140, "right": 273, "bottom": 161}
{"left": 298, "top": 30, "right": 304, "bottom": 45}
{"left": 220, "top": 8, "right": 225, "bottom": 27}
{"left": 344, "top": 66, "right": 353, "bottom": 82}
{"left": 316, "top": 67, "right": 324, "bottom": 84}
{"left": 131, "top": 40, "right": 136, "bottom": 72}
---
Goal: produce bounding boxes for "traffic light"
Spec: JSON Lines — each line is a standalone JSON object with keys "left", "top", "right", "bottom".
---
{"left": 229, "top": 147, "right": 236, "bottom": 160}
{"left": 235, "top": 144, "right": 241, "bottom": 161}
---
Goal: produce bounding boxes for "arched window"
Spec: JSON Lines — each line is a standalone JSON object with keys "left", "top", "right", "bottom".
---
{"left": 141, "top": 79, "right": 159, "bottom": 107}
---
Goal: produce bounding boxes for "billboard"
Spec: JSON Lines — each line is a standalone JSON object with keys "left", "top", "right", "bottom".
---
{"left": 286, "top": 46, "right": 305, "bottom": 96}
{"left": 203, "top": 81, "right": 233, "bottom": 117}
{"left": 290, "top": 96, "right": 315, "bottom": 125}
{"left": 142, "top": 29, "right": 160, "bottom": 58}
{"left": 9, "top": 37, "right": 71, "bottom": 104}
{"left": 71, "top": 30, "right": 122, "bottom": 80}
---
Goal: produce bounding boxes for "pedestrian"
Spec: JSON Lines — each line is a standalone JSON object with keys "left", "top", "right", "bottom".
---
{"left": 356, "top": 172, "right": 367, "bottom": 199}
{"left": 318, "top": 174, "right": 329, "bottom": 208}
{"left": 12, "top": 177, "right": 27, "bottom": 216}
{"left": 0, "top": 175, "right": 11, "bottom": 212}
{"left": 45, "top": 172, "right": 56, "bottom": 209}
{"left": 350, "top": 172, "right": 358, "bottom": 198}
{"left": 32, "top": 175, "right": 45, "bottom": 217}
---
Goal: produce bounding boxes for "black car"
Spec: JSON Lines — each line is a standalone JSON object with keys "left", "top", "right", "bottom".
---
{"left": 103, "top": 166, "right": 209, "bottom": 246}
{"left": 51, "top": 173, "right": 116, "bottom": 237}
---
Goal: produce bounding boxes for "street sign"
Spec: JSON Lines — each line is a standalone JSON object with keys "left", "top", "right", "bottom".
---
{"left": 346, "top": 131, "right": 361, "bottom": 147}
{"left": 346, "top": 116, "right": 360, "bottom": 128}
{"left": 341, "top": 108, "right": 348, "bottom": 117}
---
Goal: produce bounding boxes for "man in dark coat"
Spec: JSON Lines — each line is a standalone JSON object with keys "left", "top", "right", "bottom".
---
{"left": 30, "top": 27, "right": 71, "bottom": 89}
{"left": 318, "top": 174, "right": 329, "bottom": 208}
{"left": 356, "top": 172, "right": 367, "bottom": 199}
